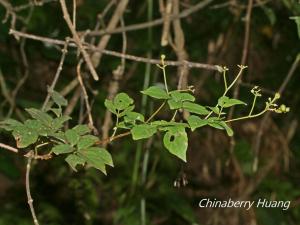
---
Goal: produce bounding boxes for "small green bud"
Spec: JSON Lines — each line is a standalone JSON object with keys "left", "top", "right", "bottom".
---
{"left": 274, "top": 92, "right": 280, "bottom": 100}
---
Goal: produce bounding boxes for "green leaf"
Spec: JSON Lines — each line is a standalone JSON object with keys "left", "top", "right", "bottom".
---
{"left": 12, "top": 126, "right": 38, "bottom": 148}
{"left": 24, "top": 119, "right": 49, "bottom": 136}
{"left": 65, "top": 154, "right": 85, "bottom": 172}
{"left": 163, "top": 126, "right": 188, "bottom": 162}
{"left": 51, "top": 91, "right": 68, "bottom": 107}
{"left": 78, "top": 147, "right": 113, "bottom": 174}
{"left": 290, "top": 17, "right": 300, "bottom": 39}
{"left": 220, "top": 121, "right": 234, "bottom": 136}
{"left": 49, "top": 107, "right": 62, "bottom": 117}
{"left": 104, "top": 99, "right": 117, "bottom": 114}
{"left": 169, "top": 91, "right": 195, "bottom": 102}
{"left": 141, "top": 86, "right": 169, "bottom": 99}
{"left": 218, "top": 96, "right": 246, "bottom": 108}
{"left": 151, "top": 120, "right": 188, "bottom": 128}
{"left": 51, "top": 116, "right": 71, "bottom": 130}
{"left": 113, "top": 93, "right": 134, "bottom": 110}
{"left": 187, "top": 115, "right": 208, "bottom": 131}
{"left": 118, "top": 105, "right": 135, "bottom": 117}
{"left": 72, "top": 124, "right": 90, "bottom": 135}
{"left": 52, "top": 144, "right": 74, "bottom": 155}
{"left": 207, "top": 118, "right": 234, "bottom": 136}
{"left": 183, "top": 102, "right": 210, "bottom": 115}
{"left": 207, "top": 106, "right": 220, "bottom": 115}
{"left": 77, "top": 135, "right": 99, "bottom": 150}
{"left": 167, "top": 99, "right": 182, "bottom": 109}
{"left": 262, "top": 6, "right": 276, "bottom": 25}
{"left": 208, "top": 118, "right": 224, "bottom": 130}
{"left": 131, "top": 124, "right": 157, "bottom": 140}
{"left": 84, "top": 147, "right": 113, "bottom": 167}
{"left": 124, "top": 112, "right": 145, "bottom": 123}
{"left": 25, "top": 108, "right": 53, "bottom": 126}
{"left": 65, "top": 129, "right": 80, "bottom": 146}
{"left": 0, "top": 119, "right": 23, "bottom": 131}
{"left": 49, "top": 131, "right": 66, "bottom": 142}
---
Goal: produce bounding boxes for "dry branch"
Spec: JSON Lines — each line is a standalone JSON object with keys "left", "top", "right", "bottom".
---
{"left": 59, "top": 0, "right": 99, "bottom": 81}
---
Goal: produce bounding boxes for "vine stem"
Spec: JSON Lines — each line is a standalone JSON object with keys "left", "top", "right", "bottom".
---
{"left": 146, "top": 101, "right": 166, "bottom": 123}
{"left": 225, "top": 108, "right": 267, "bottom": 123}
{"left": 25, "top": 151, "right": 39, "bottom": 225}
{"left": 248, "top": 95, "right": 257, "bottom": 116}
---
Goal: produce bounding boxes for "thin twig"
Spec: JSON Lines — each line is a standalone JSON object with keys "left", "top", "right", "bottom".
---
{"left": 25, "top": 151, "right": 39, "bottom": 225}
{"left": 9, "top": 29, "right": 221, "bottom": 71}
{"left": 0, "top": 142, "right": 18, "bottom": 153}
{"left": 42, "top": 39, "right": 69, "bottom": 110}
{"left": 85, "top": 0, "right": 214, "bottom": 36}
{"left": 76, "top": 60, "right": 97, "bottom": 133}
{"left": 14, "top": 0, "right": 56, "bottom": 11}
{"left": 91, "top": 0, "right": 129, "bottom": 67}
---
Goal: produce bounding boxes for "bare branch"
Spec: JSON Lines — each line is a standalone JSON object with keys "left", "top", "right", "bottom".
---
{"left": 59, "top": 0, "right": 99, "bottom": 81}
{"left": 85, "top": 0, "right": 214, "bottom": 36}
{"left": 9, "top": 29, "right": 221, "bottom": 71}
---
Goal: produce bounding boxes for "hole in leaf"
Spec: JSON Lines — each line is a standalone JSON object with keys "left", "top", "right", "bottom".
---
{"left": 170, "top": 135, "right": 175, "bottom": 142}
